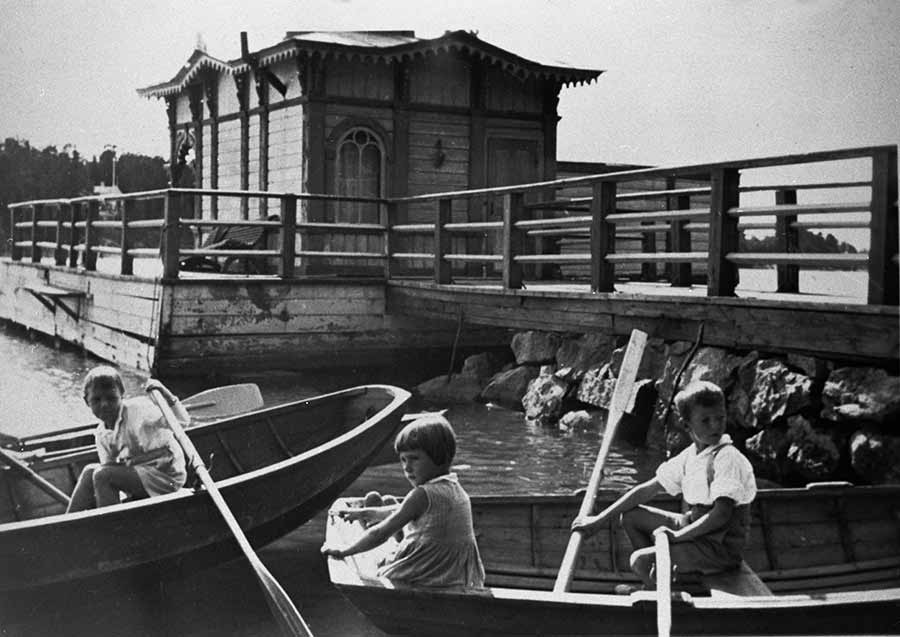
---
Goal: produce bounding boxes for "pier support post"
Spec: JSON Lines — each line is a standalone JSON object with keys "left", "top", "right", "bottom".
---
{"left": 383, "top": 201, "right": 395, "bottom": 280}
{"left": 868, "top": 146, "right": 898, "bottom": 305}
{"left": 435, "top": 198, "right": 452, "bottom": 284}
{"left": 68, "top": 203, "right": 80, "bottom": 267}
{"left": 775, "top": 188, "right": 799, "bottom": 294}
{"left": 162, "top": 191, "right": 182, "bottom": 280}
{"left": 9, "top": 206, "right": 21, "bottom": 261}
{"left": 707, "top": 168, "right": 740, "bottom": 297}
{"left": 55, "top": 203, "right": 68, "bottom": 266}
{"left": 667, "top": 178, "right": 692, "bottom": 287}
{"left": 29, "top": 204, "right": 41, "bottom": 264}
{"left": 83, "top": 200, "right": 98, "bottom": 271}
{"left": 502, "top": 192, "right": 525, "bottom": 289}
{"left": 590, "top": 180, "right": 616, "bottom": 293}
{"left": 280, "top": 196, "right": 297, "bottom": 278}
{"left": 121, "top": 199, "right": 134, "bottom": 276}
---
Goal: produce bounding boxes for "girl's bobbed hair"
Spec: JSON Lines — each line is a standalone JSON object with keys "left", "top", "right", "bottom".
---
{"left": 674, "top": 380, "right": 726, "bottom": 421}
{"left": 83, "top": 365, "right": 125, "bottom": 400}
{"left": 393, "top": 414, "right": 456, "bottom": 467}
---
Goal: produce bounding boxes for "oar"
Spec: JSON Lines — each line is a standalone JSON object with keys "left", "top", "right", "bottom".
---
{"left": 0, "top": 448, "right": 71, "bottom": 505}
{"left": 5, "top": 383, "right": 265, "bottom": 451}
{"left": 654, "top": 529, "right": 673, "bottom": 637}
{"left": 553, "top": 328, "right": 648, "bottom": 594}
{"left": 182, "top": 382, "right": 264, "bottom": 419}
{"left": 148, "top": 389, "right": 313, "bottom": 637}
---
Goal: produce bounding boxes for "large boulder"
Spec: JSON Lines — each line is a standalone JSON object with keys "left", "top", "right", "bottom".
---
{"left": 480, "top": 365, "right": 540, "bottom": 411}
{"left": 744, "top": 427, "right": 790, "bottom": 483}
{"left": 576, "top": 363, "right": 616, "bottom": 408}
{"left": 849, "top": 429, "right": 900, "bottom": 485}
{"left": 460, "top": 352, "right": 499, "bottom": 383}
{"left": 511, "top": 331, "right": 560, "bottom": 365}
{"left": 683, "top": 346, "right": 745, "bottom": 389}
{"left": 522, "top": 370, "right": 571, "bottom": 427}
{"left": 783, "top": 416, "right": 840, "bottom": 483}
{"left": 821, "top": 367, "right": 900, "bottom": 426}
{"left": 555, "top": 332, "right": 615, "bottom": 379}
{"left": 733, "top": 358, "right": 813, "bottom": 430}
{"left": 415, "top": 374, "right": 484, "bottom": 403}
{"left": 558, "top": 409, "right": 604, "bottom": 431}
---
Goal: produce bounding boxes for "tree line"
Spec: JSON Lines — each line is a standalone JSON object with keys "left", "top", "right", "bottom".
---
{"left": 0, "top": 137, "right": 174, "bottom": 255}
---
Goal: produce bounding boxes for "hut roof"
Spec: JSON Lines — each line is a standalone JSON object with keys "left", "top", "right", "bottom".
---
{"left": 137, "top": 30, "right": 603, "bottom": 98}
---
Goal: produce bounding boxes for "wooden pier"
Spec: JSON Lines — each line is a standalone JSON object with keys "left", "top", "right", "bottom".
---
{"left": 2, "top": 145, "right": 897, "bottom": 373}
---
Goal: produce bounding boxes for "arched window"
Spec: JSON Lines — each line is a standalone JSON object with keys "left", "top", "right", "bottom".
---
{"left": 334, "top": 127, "right": 384, "bottom": 223}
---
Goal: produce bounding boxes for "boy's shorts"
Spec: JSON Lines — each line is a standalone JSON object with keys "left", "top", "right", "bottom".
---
{"left": 646, "top": 503, "right": 749, "bottom": 575}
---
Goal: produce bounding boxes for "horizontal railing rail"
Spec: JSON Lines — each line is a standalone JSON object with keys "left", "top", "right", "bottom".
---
{"left": 4, "top": 145, "right": 896, "bottom": 305}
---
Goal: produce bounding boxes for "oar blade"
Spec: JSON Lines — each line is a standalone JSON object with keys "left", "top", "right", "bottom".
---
{"left": 183, "top": 383, "right": 264, "bottom": 419}
{"left": 148, "top": 389, "right": 313, "bottom": 637}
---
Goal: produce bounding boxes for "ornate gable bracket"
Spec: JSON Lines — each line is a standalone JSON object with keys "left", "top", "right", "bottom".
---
{"left": 203, "top": 72, "right": 218, "bottom": 119}
{"left": 234, "top": 72, "right": 250, "bottom": 112}
{"left": 188, "top": 84, "right": 204, "bottom": 122}
{"left": 254, "top": 70, "right": 269, "bottom": 108}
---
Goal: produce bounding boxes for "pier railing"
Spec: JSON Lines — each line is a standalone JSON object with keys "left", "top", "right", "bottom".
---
{"left": 5, "top": 145, "right": 897, "bottom": 305}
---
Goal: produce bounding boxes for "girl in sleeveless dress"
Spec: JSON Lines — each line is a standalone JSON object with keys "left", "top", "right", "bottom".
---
{"left": 322, "top": 414, "right": 485, "bottom": 589}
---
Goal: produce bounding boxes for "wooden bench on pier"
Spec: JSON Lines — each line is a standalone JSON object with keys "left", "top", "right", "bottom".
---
{"left": 19, "top": 284, "right": 85, "bottom": 320}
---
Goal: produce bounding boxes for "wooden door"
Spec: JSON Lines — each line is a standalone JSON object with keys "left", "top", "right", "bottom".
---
{"left": 485, "top": 138, "right": 541, "bottom": 275}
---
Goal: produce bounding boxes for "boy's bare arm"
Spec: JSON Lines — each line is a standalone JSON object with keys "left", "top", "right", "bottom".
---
{"left": 572, "top": 478, "right": 664, "bottom": 536}
{"left": 663, "top": 496, "right": 734, "bottom": 542}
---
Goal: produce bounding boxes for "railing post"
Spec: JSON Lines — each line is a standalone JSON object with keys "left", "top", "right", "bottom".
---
{"left": 383, "top": 201, "right": 395, "bottom": 280}
{"left": 162, "top": 191, "right": 182, "bottom": 280}
{"left": 280, "top": 196, "right": 297, "bottom": 279}
{"left": 83, "top": 201, "right": 98, "bottom": 271}
{"left": 120, "top": 199, "right": 134, "bottom": 276}
{"left": 707, "top": 168, "right": 740, "bottom": 297}
{"left": 30, "top": 204, "right": 41, "bottom": 264}
{"left": 68, "top": 203, "right": 80, "bottom": 267}
{"left": 10, "top": 206, "right": 21, "bottom": 261}
{"left": 667, "top": 182, "right": 692, "bottom": 287}
{"left": 868, "top": 147, "right": 898, "bottom": 305}
{"left": 502, "top": 192, "right": 525, "bottom": 289}
{"left": 54, "top": 203, "right": 67, "bottom": 266}
{"left": 590, "top": 180, "right": 616, "bottom": 292}
{"left": 775, "top": 188, "right": 799, "bottom": 294}
{"left": 641, "top": 221, "right": 656, "bottom": 282}
{"left": 434, "top": 198, "right": 452, "bottom": 284}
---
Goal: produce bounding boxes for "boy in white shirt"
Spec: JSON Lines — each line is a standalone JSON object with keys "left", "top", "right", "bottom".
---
{"left": 572, "top": 380, "right": 757, "bottom": 589}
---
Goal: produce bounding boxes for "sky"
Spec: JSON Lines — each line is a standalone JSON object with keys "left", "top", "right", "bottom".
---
{"left": 2, "top": 0, "right": 896, "bottom": 163}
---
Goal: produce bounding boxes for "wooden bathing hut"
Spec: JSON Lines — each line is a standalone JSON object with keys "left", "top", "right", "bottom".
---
{"left": 137, "top": 30, "right": 605, "bottom": 276}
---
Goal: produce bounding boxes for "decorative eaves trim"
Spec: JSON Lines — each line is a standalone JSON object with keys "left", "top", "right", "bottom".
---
{"left": 136, "top": 50, "right": 233, "bottom": 99}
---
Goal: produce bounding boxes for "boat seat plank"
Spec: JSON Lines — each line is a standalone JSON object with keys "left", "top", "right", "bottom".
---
{"left": 699, "top": 561, "right": 773, "bottom": 597}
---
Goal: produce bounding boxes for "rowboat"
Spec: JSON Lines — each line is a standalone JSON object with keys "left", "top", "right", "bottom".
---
{"left": 0, "top": 384, "right": 411, "bottom": 594}
{"left": 327, "top": 483, "right": 900, "bottom": 636}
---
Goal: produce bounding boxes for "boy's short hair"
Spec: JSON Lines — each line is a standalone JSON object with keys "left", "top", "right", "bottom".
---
{"left": 394, "top": 414, "right": 457, "bottom": 467}
{"left": 674, "top": 380, "right": 726, "bottom": 421}
{"left": 83, "top": 365, "right": 125, "bottom": 400}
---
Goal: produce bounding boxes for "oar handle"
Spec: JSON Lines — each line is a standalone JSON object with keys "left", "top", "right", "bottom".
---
{"left": 655, "top": 529, "right": 673, "bottom": 637}
{"left": 553, "top": 329, "right": 648, "bottom": 594}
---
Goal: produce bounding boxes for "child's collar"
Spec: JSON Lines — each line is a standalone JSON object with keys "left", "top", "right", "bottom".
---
{"left": 425, "top": 472, "right": 457, "bottom": 485}
{"left": 693, "top": 434, "right": 732, "bottom": 455}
